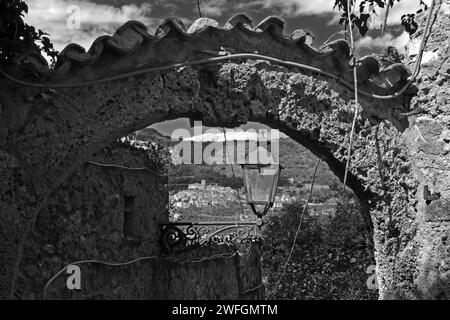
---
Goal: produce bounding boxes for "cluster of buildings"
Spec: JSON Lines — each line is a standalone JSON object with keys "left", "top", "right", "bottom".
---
{"left": 170, "top": 181, "right": 243, "bottom": 209}
{"left": 273, "top": 193, "right": 298, "bottom": 208}
{"left": 170, "top": 181, "right": 302, "bottom": 210}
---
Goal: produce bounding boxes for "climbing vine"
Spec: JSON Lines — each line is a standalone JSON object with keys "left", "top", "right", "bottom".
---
{"left": 334, "top": 0, "right": 429, "bottom": 36}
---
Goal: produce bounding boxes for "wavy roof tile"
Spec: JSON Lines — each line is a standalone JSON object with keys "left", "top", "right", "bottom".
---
{"left": 47, "top": 14, "right": 410, "bottom": 92}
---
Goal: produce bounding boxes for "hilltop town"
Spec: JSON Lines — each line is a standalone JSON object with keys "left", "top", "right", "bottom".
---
{"left": 169, "top": 180, "right": 341, "bottom": 223}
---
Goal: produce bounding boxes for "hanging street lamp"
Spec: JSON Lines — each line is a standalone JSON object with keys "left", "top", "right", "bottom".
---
{"left": 240, "top": 163, "right": 283, "bottom": 228}
{"left": 159, "top": 161, "right": 283, "bottom": 252}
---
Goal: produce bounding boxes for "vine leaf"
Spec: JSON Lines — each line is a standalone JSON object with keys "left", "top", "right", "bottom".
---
{"left": 334, "top": 0, "right": 428, "bottom": 37}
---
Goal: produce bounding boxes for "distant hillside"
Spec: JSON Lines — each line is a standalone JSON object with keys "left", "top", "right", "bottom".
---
{"left": 277, "top": 137, "right": 338, "bottom": 186}
{"left": 130, "top": 128, "right": 340, "bottom": 188}
{"left": 168, "top": 138, "right": 339, "bottom": 188}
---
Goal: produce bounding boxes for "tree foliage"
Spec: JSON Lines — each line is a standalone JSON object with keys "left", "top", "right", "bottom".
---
{"left": 0, "top": 0, "right": 58, "bottom": 66}
{"left": 334, "top": 0, "right": 429, "bottom": 36}
{"left": 262, "top": 200, "right": 377, "bottom": 300}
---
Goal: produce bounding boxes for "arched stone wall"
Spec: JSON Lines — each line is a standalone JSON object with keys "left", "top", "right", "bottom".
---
{"left": 1, "top": 1, "right": 449, "bottom": 299}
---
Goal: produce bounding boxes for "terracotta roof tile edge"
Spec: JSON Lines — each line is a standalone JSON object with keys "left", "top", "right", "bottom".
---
{"left": 36, "top": 14, "right": 411, "bottom": 93}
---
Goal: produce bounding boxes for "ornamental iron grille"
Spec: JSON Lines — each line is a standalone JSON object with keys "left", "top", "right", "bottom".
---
{"left": 159, "top": 221, "right": 259, "bottom": 252}
{"left": 160, "top": 162, "right": 282, "bottom": 252}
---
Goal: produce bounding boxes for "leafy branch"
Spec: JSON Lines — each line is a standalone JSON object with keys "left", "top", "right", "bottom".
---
{"left": 0, "top": 0, "right": 58, "bottom": 67}
{"left": 333, "top": 0, "right": 429, "bottom": 36}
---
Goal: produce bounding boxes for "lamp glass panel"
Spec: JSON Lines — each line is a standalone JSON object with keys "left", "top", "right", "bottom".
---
{"left": 242, "top": 164, "right": 281, "bottom": 204}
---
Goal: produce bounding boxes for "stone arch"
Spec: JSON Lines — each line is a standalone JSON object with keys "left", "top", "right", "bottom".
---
{"left": 1, "top": 4, "right": 449, "bottom": 299}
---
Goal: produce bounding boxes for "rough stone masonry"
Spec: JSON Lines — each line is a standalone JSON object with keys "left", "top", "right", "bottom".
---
{"left": 0, "top": 0, "right": 449, "bottom": 299}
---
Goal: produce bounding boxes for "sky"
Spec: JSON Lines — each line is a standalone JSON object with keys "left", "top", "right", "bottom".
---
{"left": 151, "top": 119, "right": 287, "bottom": 139}
{"left": 23, "top": 0, "right": 430, "bottom": 54}
{"left": 22, "top": 0, "right": 430, "bottom": 137}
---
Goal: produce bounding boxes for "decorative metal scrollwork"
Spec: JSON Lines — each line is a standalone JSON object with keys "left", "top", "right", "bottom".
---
{"left": 160, "top": 221, "right": 258, "bottom": 252}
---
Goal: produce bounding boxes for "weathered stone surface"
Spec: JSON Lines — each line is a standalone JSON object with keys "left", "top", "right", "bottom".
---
{"left": 0, "top": 3, "right": 449, "bottom": 299}
{"left": 425, "top": 199, "right": 450, "bottom": 222}
{"left": 10, "top": 142, "right": 262, "bottom": 299}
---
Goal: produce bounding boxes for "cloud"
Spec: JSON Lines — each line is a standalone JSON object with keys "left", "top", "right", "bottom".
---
{"left": 198, "top": 0, "right": 337, "bottom": 18}
{"left": 24, "top": 0, "right": 161, "bottom": 52}
{"left": 201, "top": 0, "right": 227, "bottom": 17}
{"left": 232, "top": 0, "right": 336, "bottom": 16}
{"left": 199, "top": 0, "right": 432, "bottom": 28}
{"left": 328, "top": 0, "right": 432, "bottom": 29}
{"left": 184, "top": 130, "right": 287, "bottom": 142}
{"left": 356, "top": 31, "right": 410, "bottom": 51}
{"left": 379, "top": 0, "right": 432, "bottom": 27}
{"left": 22, "top": 0, "right": 431, "bottom": 61}
{"left": 268, "top": 0, "right": 336, "bottom": 16}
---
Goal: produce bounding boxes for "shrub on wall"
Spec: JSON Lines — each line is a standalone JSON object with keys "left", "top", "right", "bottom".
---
{"left": 262, "top": 200, "right": 378, "bottom": 300}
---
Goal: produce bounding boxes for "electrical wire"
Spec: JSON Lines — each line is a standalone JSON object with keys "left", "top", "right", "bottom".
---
{"left": 241, "top": 283, "right": 265, "bottom": 297}
{"left": 86, "top": 160, "right": 172, "bottom": 178}
{"left": 409, "top": 0, "right": 437, "bottom": 82}
{"left": 0, "top": 0, "right": 437, "bottom": 100}
{"left": 343, "top": 0, "right": 359, "bottom": 191}
{"left": 267, "top": 158, "right": 321, "bottom": 299}
{"left": 381, "top": 0, "right": 391, "bottom": 36}
{"left": 196, "top": 0, "right": 202, "bottom": 18}
{"left": 319, "top": 30, "right": 346, "bottom": 50}
{"left": 87, "top": 160, "right": 147, "bottom": 171}
{"left": 341, "top": 0, "right": 436, "bottom": 188}
{"left": 221, "top": 127, "right": 248, "bottom": 219}
{"left": 384, "top": 0, "right": 437, "bottom": 105}
{"left": 8, "top": 1, "right": 439, "bottom": 300}
{"left": 0, "top": 3, "right": 437, "bottom": 105}
{"left": 0, "top": 54, "right": 339, "bottom": 88}
{"left": 43, "top": 250, "right": 239, "bottom": 299}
